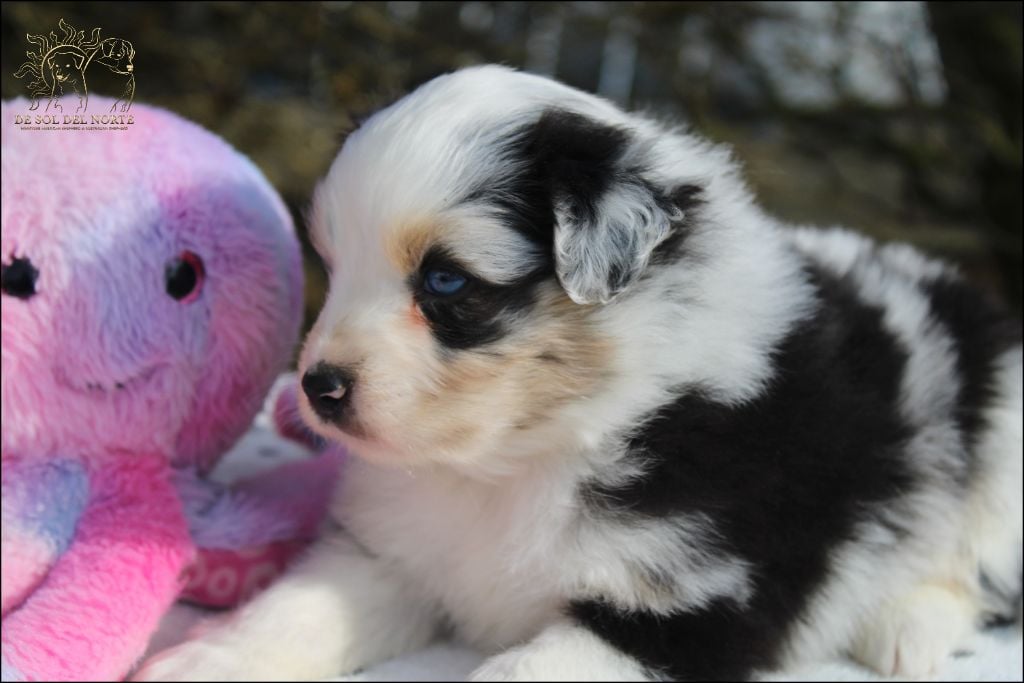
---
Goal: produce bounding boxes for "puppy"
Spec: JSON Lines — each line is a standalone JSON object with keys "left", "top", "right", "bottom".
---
{"left": 138, "top": 65, "right": 1023, "bottom": 681}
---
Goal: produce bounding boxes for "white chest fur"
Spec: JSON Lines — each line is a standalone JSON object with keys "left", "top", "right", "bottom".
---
{"left": 333, "top": 453, "right": 754, "bottom": 652}
{"left": 334, "top": 457, "right": 578, "bottom": 649}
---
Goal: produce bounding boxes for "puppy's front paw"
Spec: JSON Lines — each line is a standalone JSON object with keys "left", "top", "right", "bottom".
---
{"left": 852, "top": 584, "right": 974, "bottom": 678}
{"left": 471, "top": 623, "right": 651, "bottom": 682}
{"left": 470, "top": 648, "right": 640, "bottom": 682}
{"left": 133, "top": 639, "right": 263, "bottom": 682}
{"left": 471, "top": 651, "right": 532, "bottom": 682}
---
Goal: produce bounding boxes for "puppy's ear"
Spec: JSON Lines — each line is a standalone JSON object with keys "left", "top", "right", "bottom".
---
{"left": 528, "top": 110, "right": 679, "bottom": 305}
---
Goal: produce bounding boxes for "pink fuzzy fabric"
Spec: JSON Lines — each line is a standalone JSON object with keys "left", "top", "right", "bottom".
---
{"left": 1, "top": 96, "right": 333, "bottom": 681}
{"left": 1, "top": 97, "right": 302, "bottom": 471}
{"left": 0, "top": 534, "right": 52, "bottom": 617}
{"left": 2, "top": 457, "right": 192, "bottom": 682}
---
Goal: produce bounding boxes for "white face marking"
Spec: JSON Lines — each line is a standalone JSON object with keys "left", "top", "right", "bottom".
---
{"left": 445, "top": 207, "right": 545, "bottom": 285}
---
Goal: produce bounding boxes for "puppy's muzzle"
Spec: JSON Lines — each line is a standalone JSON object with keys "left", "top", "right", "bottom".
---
{"left": 302, "top": 362, "right": 355, "bottom": 423}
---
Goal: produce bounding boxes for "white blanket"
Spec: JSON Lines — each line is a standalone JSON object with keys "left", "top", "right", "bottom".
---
{"left": 145, "top": 402, "right": 1023, "bottom": 681}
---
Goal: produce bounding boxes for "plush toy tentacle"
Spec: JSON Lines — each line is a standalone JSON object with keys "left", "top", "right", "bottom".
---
{"left": 269, "top": 374, "right": 325, "bottom": 451}
{"left": 0, "top": 457, "right": 192, "bottom": 681}
{"left": 175, "top": 451, "right": 343, "bottom": 608}
{"left": 176, "top": 451, "right": 341, "bottom": 550}
{"left": 1, "top": 458, "right": 89, "bottom": 617}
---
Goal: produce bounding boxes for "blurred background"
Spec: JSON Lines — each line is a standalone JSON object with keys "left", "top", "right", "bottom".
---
{"left": 3, "top": 1, "right": 1021, "bottom": 339}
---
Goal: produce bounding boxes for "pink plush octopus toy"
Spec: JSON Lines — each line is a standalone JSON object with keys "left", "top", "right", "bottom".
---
{"left": 1, "top": 97, "right": 339, "bottom": 681}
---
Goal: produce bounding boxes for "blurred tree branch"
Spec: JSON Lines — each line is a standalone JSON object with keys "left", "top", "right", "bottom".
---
{"left": 927, "top": 1, "right": 1023, "bottom": 310}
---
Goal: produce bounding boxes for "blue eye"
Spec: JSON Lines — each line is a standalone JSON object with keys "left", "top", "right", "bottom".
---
{"left": 424, "top": 269, "right": 467, "bottom": 296}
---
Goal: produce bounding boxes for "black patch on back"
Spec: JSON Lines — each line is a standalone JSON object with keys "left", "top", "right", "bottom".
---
{"left": 573, "top": 265, "right": 916, "bottom": 680}
{"left": 923, "top": 275, "right": 1022, "bottom": 450}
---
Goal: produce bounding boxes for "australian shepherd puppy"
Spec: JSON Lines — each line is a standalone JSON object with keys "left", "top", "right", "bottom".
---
{"left": 139, "top": 66, "right": 1022, "bottom": 681}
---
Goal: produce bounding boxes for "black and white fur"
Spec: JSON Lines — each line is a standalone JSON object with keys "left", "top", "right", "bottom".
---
{"left": 138, "top": 66, "right": 1023, "bottom": 681}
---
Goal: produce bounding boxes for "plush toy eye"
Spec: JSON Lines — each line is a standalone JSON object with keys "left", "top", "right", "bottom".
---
{"left": 423, "top": 268, "right": 467, "bottom": 296}
{"left": 165, "top": 251, "right": 205, "bottom": 302}
{"left": 1, "top": 256, "right": 39, "bottom": 299}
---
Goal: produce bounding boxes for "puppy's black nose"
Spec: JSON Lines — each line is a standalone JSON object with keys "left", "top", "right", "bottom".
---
{"left": 301, "top": 362, "right": 355, "bottom": 422}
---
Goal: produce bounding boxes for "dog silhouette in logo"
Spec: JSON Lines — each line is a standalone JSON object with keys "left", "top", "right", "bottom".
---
{"left": 15, "top": 20, "right": 136, "bottom": 115}
{"left": 86, "top": 37, "right": 136, "bottom": 113}
{"left": 41, "top": 46, "right": 88, "bottom": 113}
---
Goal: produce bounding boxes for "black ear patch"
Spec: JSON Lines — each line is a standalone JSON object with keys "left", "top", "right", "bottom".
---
{"left": 525, "top": 110, "right": 631, "bottom": 225}
{"left": 515, "top": 109, "right": 686, "bottom": 304}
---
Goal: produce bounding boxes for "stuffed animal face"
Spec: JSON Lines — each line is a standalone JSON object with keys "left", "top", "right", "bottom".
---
{"left": 1, "top": 98, "right": 303, "bottom": 471}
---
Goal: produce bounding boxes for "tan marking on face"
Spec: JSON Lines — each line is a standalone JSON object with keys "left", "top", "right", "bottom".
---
{"left": 385, "top": 219, "right": 442, "bottom": 274}
{"left": 402, "top": 283, "right": 613, "bottom": 457}
{"left": 308, "top": 223, "right": 612, "bottom": 467}
{"left": 512, "top": 290, "right": 614, "bottom": 424}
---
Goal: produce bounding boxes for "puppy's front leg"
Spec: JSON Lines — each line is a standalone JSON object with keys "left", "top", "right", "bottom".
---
{"left": 471, "top": 621, "right": 653, "bottom": 682}
{"left": 135, "top": 532, "right": 438, "bottom": 681}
